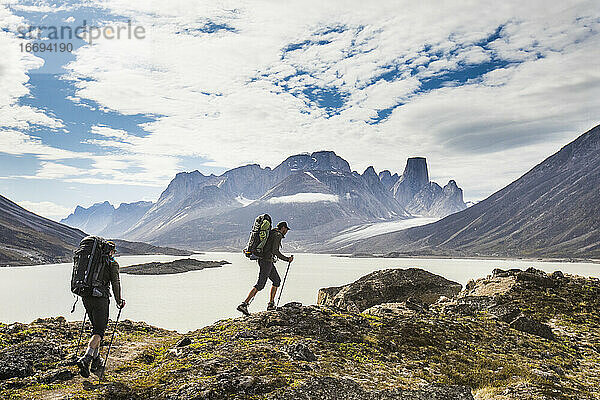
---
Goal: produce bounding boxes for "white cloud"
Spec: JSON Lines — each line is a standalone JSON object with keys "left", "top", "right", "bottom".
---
{"left": 267, "top": 192, "right": 339, "bottom": 204}
{"left": 35, "top": 161, "right": 85, "bottom": 179}
{"left": 2, "top": 0, "right": 599, "bottom": 202}
{"left": 16, "top": 200, "right": 73, "bottom": 221}
{"left": 0, "top": 130, "right": 88, "bottom": 160}
{"left": 0, "top": 9, "right": 63, "bottom": 130}
{"left": 91, "top": 125, "right": 133, "bottom": 141}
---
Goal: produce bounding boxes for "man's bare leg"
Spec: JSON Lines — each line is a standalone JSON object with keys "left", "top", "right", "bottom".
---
{"left": 77, "top": 334, "right": 101, "bottom": 378}
{"left": 88, "top": 334, "right": 101, "bottom": 350}
{"left": 244, "top": 287, "right": 258, "bottom": 304}
{"left": 269, "top": 285, "right": 278, "bottom": 303}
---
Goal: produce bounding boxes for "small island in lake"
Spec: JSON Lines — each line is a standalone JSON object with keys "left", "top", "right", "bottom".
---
{"left": 121, "top": 258, "right": 230, "bottom": 275}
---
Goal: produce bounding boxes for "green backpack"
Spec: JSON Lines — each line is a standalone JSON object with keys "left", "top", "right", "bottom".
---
{"left": 244, "top": 214, "right": 272, "bottom": 259}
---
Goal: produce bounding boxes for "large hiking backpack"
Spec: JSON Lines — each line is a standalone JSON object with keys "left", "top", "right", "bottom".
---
{"left": 244, "top": 214, "right": 272, "bottom": 258}
{"left": 71, "top": 236, "right": 111, "bottom": 297}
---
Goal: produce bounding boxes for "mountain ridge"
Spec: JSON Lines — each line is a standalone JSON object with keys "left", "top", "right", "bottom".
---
{"left": 62, "top": 151, "right": 466, "bottom": 249}
{"left": 349, "top": 124, "right": 600, "bottom": 258}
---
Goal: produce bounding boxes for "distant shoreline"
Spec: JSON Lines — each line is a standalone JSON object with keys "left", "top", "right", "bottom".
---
{"left": 120, "top": 258, "right": 230, "bottom": 275}
{"left": 334, "top": 253, "right": 600, "bottom": 264}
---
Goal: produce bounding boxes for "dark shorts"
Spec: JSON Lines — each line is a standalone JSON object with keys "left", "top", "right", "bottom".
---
{"left": 254, "top": 258, "right": 281, "bottom": 291}
{"left": 82, "top": 296, "right": 109, "bottom": 338}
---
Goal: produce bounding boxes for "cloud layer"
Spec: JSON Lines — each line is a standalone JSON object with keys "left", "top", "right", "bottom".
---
{"left": 1, "top": 0, "right": 599, "bottom": 217}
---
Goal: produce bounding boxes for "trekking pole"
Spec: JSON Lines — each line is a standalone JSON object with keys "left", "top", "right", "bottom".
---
{"left": 99, "top": 307, "right": 122, "bottom": 381}
{"left": 74, "top": 312, "right": 87, "bottom": 358}
{"left": 276, "top": 257, "right": 293, "bottom": 308}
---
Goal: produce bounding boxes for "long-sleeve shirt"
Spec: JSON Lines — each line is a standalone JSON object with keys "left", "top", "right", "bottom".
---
{"left": 103, "top": 257, "right": 122, "bottom": 302}
{"left": 262, "top": 229, "right": 291, "bottom": 262}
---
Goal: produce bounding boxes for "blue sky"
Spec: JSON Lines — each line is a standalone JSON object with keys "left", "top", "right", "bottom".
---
{"left": 0, "top": 0, "right": 598, "bottom": 220}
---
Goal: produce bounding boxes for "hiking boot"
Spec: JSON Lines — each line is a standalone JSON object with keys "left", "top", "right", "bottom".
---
{"left": 76, "top": 355, "right": 92, "bottom": 378}
{"left": 237, "top": 302, "right": 250, "bottom": 316}
{"left": 90, "top": 355, "right": 104, "bottom": 373}
{"left": 267, "top": 301, "right": 276, "bottom": 311}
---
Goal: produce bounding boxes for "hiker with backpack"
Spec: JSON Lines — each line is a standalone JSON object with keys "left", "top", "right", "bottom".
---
{"left": 72, "top": 238, "right": 125, "bottom": 378}
{"left": 238, "top": 220, "right": 294, "bottom": 315}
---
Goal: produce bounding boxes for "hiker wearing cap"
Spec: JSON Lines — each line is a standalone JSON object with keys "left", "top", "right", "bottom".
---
{"left": 76, "top": 241, "right": 126, "bottom": 378}
{"left": 238, "top": 221, "right": 294, "bottom": 315}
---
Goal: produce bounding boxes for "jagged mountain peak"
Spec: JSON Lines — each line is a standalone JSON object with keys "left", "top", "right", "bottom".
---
{"left": 362, "top": 166, "right": 377, "bottom": 175}
{"left": 276, "top": 150, "right": 351, "bottom": 173}
{"left": 353, "top": 125, "right": 600, "bottom": 258}
{"left": 391, "top": 158, "right": 466, "bottom": 217}
{"left": 379, "top": 170, "right": 400, "bottom": 191}
{"left": 174, "top": 170, "right": 206, "bottom": 179}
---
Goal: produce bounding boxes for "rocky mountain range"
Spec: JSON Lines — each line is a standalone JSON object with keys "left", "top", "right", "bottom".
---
{"left": 0, "top": 195, "right": 190, "bottom": 266}
{"left": 61, "top": 151, "right": 466, "bottom": 250}
{"left": 350, "top": 124, "right": 600, "bottom": 259}
{"left": 61, "top": 201, "right": 153, "bottom": 238}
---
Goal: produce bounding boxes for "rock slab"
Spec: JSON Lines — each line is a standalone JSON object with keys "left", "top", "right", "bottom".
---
{"left": 317, "top": 268, "right": 462, "bottom": 312}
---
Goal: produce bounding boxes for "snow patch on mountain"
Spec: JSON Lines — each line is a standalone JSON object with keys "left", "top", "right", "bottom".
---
{"left": 304, "top": 171, "right": 321, "bottom": 183}
{"left": 329, "top": 216, "right": 440, "bottom": 244}
{"left": 236, "top": 195, "right": 255, "bottom": 207}
{"left": 267, "top": 192, "right": 339, "bottom": 204}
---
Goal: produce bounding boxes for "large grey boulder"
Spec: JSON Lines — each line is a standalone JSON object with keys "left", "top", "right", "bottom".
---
{"left": 267, "top": 377, "right": 474, "bottom": 400}
{"left": 317, "top": 268, "right": 462, "bottom": 312}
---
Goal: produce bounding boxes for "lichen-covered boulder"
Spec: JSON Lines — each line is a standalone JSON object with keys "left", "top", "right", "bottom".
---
{"left": 266, "top": 377, "right": 474, "bottom": 400}
{"left": 317, "top": 268, "right": 461, "bottom": 312}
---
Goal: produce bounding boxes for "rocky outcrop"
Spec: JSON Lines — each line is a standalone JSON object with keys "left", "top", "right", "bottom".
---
{"left": 1, "top": 268, "right": 600, "bottom": 399}
{"left": 268, "top": 377, "right": 474, "bottom": 400}
{"left": 317, "top": 268, "right": 462, "bottom": 312}
{"left": 442, "top": 268, "right": 568, "bottom": 340}
{"left": 121, "top": 258, "right": 229, "bottom": 275}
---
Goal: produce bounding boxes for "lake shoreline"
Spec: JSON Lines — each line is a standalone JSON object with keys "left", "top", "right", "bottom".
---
{"left": 335, "top": 253, "right": 600, "bottom": 264}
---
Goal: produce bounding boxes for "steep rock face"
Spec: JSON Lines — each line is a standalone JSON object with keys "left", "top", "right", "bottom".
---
{"left": 61, "top": 201, "right": 115, "bottom": 234}
{"left": 432, "top": 180, "right": 466, "bottom": 216}
{"left": 0, "top": 195, "right": 85, "bottom": 265}
{"left": 353, "top": 125, "right": 600, "bottom": 258}
{"left": 391, "top": 158, "right": 466, "bottom": 217}
{"left": 155, "top": 171, "right": 214, "bottom": 209}
{"left": 219, "top": 164, "right": 274, "bottom": 199}
{"left": 378, "top": 170, "right": 399, "bottom": 191}
{"left": 317, "top": 268, "right": 462, "bottom": 312}
{"left": 124, "top": 171, "right": 238, "bottom": 241}
{"left": 271, "top": 151, "right": 351, "bottom": 183}
{"left": 392, "top": 157, "right": 429, "bottom": 205}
